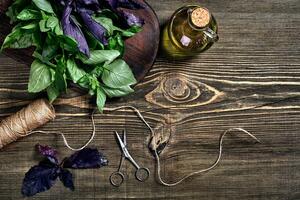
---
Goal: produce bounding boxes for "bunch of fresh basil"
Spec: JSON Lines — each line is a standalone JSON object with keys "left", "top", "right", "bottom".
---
{"left": 1, "top": 0, "right": 145, "bottom": 111}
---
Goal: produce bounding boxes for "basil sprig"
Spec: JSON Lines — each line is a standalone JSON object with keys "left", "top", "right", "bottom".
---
{"left": 1, "top": 0, "right": 144, "bottom": 112}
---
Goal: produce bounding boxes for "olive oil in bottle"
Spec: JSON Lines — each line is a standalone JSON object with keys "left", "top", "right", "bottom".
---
{"left": 162, "top": 5, "right": 218, "bottom": 58}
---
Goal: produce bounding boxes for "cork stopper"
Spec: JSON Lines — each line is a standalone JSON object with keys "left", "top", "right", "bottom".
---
{"left": 190, "top": 7, "right": 211, "bottom": 28}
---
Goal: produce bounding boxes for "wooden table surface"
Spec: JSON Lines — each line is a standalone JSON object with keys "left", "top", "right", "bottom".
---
{"left": 0, "top": 0, "right": 300, "bottom": 199}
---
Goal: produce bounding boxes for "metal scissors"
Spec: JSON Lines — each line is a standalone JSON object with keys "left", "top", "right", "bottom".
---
{"left": 110, "top": 130, "right": 150, "bottom": 187}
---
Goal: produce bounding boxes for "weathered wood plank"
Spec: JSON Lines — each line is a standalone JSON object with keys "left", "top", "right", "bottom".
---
{"left": 0, "top": 0, "right": 300, "bottom": 199}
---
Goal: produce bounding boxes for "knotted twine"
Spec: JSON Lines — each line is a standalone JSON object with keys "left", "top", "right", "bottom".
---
{"left": 0, "top": 100, "right": 260, "bottom": 187}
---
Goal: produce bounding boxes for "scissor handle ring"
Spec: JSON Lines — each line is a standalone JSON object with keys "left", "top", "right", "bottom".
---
{"left": 110, "top": 171, "right": 125, "bottom": 187}
{"left": 135, "top": 167, "right": 150, "bottom": 182}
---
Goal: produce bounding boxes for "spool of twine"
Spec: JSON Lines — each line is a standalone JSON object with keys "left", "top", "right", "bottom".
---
{"left": 0, "top": 99, "right": 55, "bottom": 149}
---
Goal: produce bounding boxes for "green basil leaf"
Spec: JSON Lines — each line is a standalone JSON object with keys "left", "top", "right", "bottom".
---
{"left": 6, "top": 0, "right": 31, "bottom": 23}
{"left": 32, "top": 31, "right": 42, "bottom": 48}
{"left": 1, "top": 27, "right": 37, "bottom": 50}
{"left": 54, "top": 71, "right": 67, "bottom": 92}
{"left": 90, "top": 64, "right": 104, "bottom": 78}
{"left": 96, "top": 9, "right": 119, "bottom": 21}
{"left": 108, "top": 37, "right": 117, "bottom": 49}
{"left": 1, "top": 28, "right": 22, "bottom": 50}
{"left": 77, "top": 75, "right": 90, "bottom": 89}
{"left": 96, "top": 87, "right": 106, "bottom": 112}
{"left": 58, "top": 35, "right": 79, "bottom": 52}
{"left": 28, "top": 60, "right": 54, "bottom": 93}
{"left": 66, "top": 58, "right": 86, "bottom": 83}
{"left": 46, "top": 16, "right": 59, "bottom": 29}
{"left": 46, "top": 66, "right": 66, "bottom": 102}
{"left": 39, "top": 19, "right": 51, "bottom": 32}
{"left": 21, "top": 23, "right": 38, "bottom": 30}
{"left": 122, "top": 26, "right": 142, "bottom": 37}
{"left": 89, "top": 75, "right": 100, "bottom": 91}
{"left": 17, "top": 9, "right": 41, "bottom": 21}
{"left": 47, "top": 83, "right": 60, "bottom": 103}
{"left": 77, "top": 74, "right": 99, "bottom": 91}
{"left": 102, "top": 59, "right": 137, "bottom": 88}
{"left": 56, "top": 56, "right": 67, "bottom": 73}
{"left": 92, "top": 16, "right": 121, "bottom": 36}
{"left": 32, "top": 51, "right": 56, "bottom": 68}
{"left": 93, "top": 16, "right": 141, "bottom": 37}
{"left": 84, "top": 30, "right": 102, "bottom": 50}
{"left": 54, "top": 24, "right": 63, "bottom": 35}
{"left": 42, "top": 35, "right": 58, "bottom": 60}
{"left": 32, "top": 0, "right": 54, "bottom": 13}
{"left": 13, "top": 33, "right": 35, "bottom": 48}
{"left": 108, "top": 35, "right": 124, "bottom": 55}
{"left": 102, "top": 85, "right": 134, "bottom": 98}
{"left": 77, "top": 50, "right": 120, "bottom": 65}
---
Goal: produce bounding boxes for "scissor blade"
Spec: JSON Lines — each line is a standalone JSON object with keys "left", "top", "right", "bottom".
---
{"left": 115, "top": 132, "right": 127, "bottom": 152}
{"left": 116, "top": 132, "right": 133, "bottom": 159}
{"left": 123, "top": 130, "right": 127, "bottom": 146}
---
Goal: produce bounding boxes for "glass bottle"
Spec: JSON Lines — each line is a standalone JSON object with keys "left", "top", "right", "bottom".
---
{"left": 162, "top": 5, "right": 219, "bottom": 58}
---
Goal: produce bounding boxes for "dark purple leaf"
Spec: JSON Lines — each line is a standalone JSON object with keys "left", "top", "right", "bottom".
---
{"left": 78, "top": 0, "right": 99, "bottom": 5}
{"left": 62, "top": 0, "right": 90, "bottom": 56}
{"left": 59, "top": 169, "right": 75, "bottom": 191}
{"left": 77, "top": 0, "right": 100, "bottom": 11}
{"left": 106, "top": 0, "right": 145, "bottom": 9}
{"left": 39, "top": 157, "right": 59, "bottom": 169}
{"left": 21, "top": 164, "right": 59, "bottom": 197}
{"left": 78, "top": 8, "right": 108, "bottom": 45}
{"left": 117, "top": 9, "right": 144, "bottom": 27}
{"left": 36, "top": 144, "right": 58, "bottom": 159}
{"left": 105, "top": 0, "right": 118, "bottom": 9}
{"left": 36, "top": 144, "right": 59, "bottom": 164}
{"left": 63, "top": 148, "right": 108, "bottom": 169}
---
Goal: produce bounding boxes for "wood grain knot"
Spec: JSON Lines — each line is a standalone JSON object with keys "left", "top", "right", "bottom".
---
{"left": 145, "top": 73, "right": 224, "bottom": 108}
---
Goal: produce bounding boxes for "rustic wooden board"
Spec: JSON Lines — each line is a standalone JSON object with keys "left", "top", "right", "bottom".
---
{"left": 0, "top": 0, "right": 160, "bottom": 82}
{"left": 0, "top": 0, "right": 300, "bottom": 199}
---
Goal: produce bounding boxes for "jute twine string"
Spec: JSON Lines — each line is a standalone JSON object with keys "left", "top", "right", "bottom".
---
{"left": 101, "top": 108, "right": 261, "bottom": 187}
{"left": 0, "top": 102, "right": 153, "bottom": 151}
{"left": 30, "top": 106, "right": 153, "bottom": 151}
{"left": 0, "top": 100, "right": 260, "bottom": 187}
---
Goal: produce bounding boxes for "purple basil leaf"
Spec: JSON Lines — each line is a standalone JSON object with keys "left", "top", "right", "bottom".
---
{"left": 78, "top": 8, "right": 108, "bottom": 45}
{"left": 106, "top": 0, "right": 118, "bottom": 9}
{"left": 63, "top": 148, "right": 108, "bottom": 169}
{"left": 77, "top": 0, "right": 100, "bottom": 11}
{"left": 77, "top": 8, "right": 108, "bottom": 45}
{"left": 21, "top": 164, "right": 60, "bottom": 197}
{"left": 106, "top": 0, "right": 145, "bottom": 9}
{"left": 117, "top": 9, "right": 144, "bottom": 27}
{"left": 78, "top": 0, "right": 99, "bottom": 5}
{"left": 59, "top": 169, "right": 75, "bottom": 191}
{"left": 39, "top": 157, "right": 59, "bottom": 169}
{"left": 36, "top": 144, "right": 59, "bottom": 164}
{"left": 36, "top": 144, "right": 58, "bottom": 158}
{"left": 62, "top": 0, "right": 90, "bottom": 56}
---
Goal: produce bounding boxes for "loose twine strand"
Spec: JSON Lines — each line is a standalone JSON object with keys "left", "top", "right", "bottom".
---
{"left": 0, "top": 99, "right": 261, "bottom": 186}
{"left": 113, "top": 108, "right": 261, "bottom": 186}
